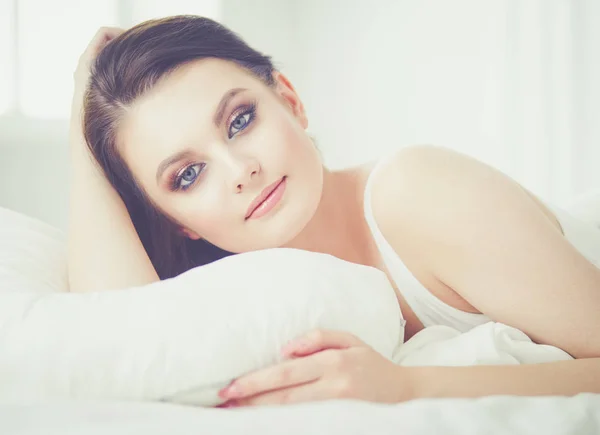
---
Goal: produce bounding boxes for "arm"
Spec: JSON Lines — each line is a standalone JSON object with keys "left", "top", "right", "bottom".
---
{"left": 372, "top": 145, "right": 600, "bottom": 397}
{"left": 216, "top": 330, "right": 600, "bottom": 407}
{"left": 68, "top": 28, "right": 159, "bottom": 292}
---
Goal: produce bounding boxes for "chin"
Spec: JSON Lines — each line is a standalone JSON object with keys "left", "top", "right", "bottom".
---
{"left": 253, "top": 194, "right": 321, "bottom": 251}
{"left": 275, "top": 189, "right": 322, "bottom": 247}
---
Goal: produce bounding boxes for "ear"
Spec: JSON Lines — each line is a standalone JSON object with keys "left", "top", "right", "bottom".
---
{"left": 272, "top": 71, "right": 308, "bottom": 129}
{"left": 179, "top": 227, "right": 202, "bottom": 240}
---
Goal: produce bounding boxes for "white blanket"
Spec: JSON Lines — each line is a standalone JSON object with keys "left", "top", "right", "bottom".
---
{"left": 394, "top": 322, "right": 573, "bottom": 366}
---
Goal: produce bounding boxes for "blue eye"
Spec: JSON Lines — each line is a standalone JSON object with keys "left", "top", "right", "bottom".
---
{"left": 228, "top": 103, "right": 256, "bottom": 138}
{"left": 173, "top": 163, "right": 204, "bottom": 191}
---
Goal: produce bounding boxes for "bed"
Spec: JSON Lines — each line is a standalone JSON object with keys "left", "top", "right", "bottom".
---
{"left": 3, "top": 394, "right": 600, "bottom": 435}
{"left": 1, "top": 191, "right": 600, "bottom": 434}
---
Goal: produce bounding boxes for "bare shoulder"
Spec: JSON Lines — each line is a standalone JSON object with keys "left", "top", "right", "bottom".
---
{"left": 369, "top": 144, "right": 561, "bottom": 238}
{"left": 367, "top": 146, "right": 600, "bottom": 356}
{"left": 371, "top": 144, "right": 507, "bottom": 198}
{"left": 369, "top": 145, "right": 487, "bottom": 233}
{"left": 368, "top": 144, "right": 565, "bottom": 297}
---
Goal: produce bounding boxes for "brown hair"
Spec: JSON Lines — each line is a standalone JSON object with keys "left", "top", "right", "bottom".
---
{"left": 83, "top": 15, "right": 278, "bottom": 279}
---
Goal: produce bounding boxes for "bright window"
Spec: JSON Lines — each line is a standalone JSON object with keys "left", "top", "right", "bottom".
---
{"left": 2, "top": 0, "right": 220, "bottom": 119}
{"left": 17, "top": 0, "right": 120, "bottom": 118}
{"left": 0, "top": 0, "right": 15, "bottom": 114}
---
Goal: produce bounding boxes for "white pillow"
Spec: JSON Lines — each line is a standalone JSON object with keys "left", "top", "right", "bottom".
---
{"left": 0, "top": 207, "right": 68, "bottom": 293}
{"left": 0, "top": 207, "right": 402, "bottom": 406}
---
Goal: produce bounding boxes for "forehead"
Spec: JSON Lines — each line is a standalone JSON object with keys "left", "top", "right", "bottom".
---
{"left": 138, "top": 57, "right": 260, "bottom": 108}
{"left": 118, "top": 58, "right": 264, "bottom": 167}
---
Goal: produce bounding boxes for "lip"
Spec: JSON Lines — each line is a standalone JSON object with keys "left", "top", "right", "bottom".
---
{"left": 245, "top": 176, "right": 287, "bottom": 220}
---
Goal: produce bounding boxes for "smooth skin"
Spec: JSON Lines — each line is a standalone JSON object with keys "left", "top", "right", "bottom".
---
{"left": 69, "top": 28, "right": 600, "bottom": 408}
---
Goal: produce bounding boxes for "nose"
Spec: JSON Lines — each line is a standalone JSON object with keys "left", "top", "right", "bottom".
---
{"left": 228, "top": 155, "right": 261, "bottom": 194}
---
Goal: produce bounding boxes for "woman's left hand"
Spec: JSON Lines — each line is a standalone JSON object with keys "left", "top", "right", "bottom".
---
{"left": 218, "top": 329, "right": 414, "bottom": 407}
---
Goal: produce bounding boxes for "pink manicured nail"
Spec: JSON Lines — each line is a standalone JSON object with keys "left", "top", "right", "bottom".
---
{"left": 287, "top": 339, "right": 309, "bottom": 352}
{"left": 220, "top": 384, "right": 242, "bottom": 399}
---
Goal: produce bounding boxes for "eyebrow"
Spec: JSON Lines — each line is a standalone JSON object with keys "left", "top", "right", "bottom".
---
{"left": 156, "top": 150, "right": 194, "bottom": 184}
{"left": 213, "top": 87, "right": 248, "bottom": 127}
{"left": 155, "top": 87, "right": 248, "bottom": 184}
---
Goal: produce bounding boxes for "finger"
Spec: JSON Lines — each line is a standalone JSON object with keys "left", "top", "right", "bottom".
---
{"left": 100, "top": 26, "right": 124, "bottom": 42}
{"left": 91, "top": 26, "right": 123, "bottom": 47}
{"left": 90, "top": 27, "right": 123, "bottom": 57}
{"left": 228, "top": 380, "right": 326, "bottom": 407}
{"left": 85, "top": 28, "right": 113, "bottom": 56}
{"left": 282, "top": 329, "right": 364, "bottom": 358}
{"left": 79, "top": 27, "right": 123, "bottom": 65}
{"left": 219, "top": 355, "right": 324, "bottom": 400}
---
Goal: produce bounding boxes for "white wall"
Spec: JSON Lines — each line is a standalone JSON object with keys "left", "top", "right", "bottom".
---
{"left": 0, "top": 113, "right": 70, "bottom": 228}
{"left": 221, "top": 0, "right": 298, "bottom": 75}
{"left": 0, "top": 144, "right": 70, "bottom": 229}
{"left": 288, "top": 0, "right": 600, "bottom": 202}
{"left": 289, "top": 0, "right": 504, "bottom": 169}
{"left": 574, "top": 0, "right": 600, "bottom": 195}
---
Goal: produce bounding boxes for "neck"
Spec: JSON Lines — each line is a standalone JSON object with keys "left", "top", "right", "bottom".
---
{"left": 283, "top": 166, "right": 377, "bottom": 267}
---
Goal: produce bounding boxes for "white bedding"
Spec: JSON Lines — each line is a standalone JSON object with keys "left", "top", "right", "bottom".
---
{"left": 3, "top": 321, "right": 597, "bottom": 434}
{"left": 3, "top": 394, "right": 600, "bottom": 435}
{"left": 2, "top": 193, "right": 600, "bottom": 433}
{"left": 394, "top": 322, "right": 572, "bottom": 366}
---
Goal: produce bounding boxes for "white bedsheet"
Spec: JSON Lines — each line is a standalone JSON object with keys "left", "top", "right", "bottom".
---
{"left": 2, "top": 321, "right": 598, "bottom": 434}
{"left": 2, "top": 394, "right": 599, "bottom": 435}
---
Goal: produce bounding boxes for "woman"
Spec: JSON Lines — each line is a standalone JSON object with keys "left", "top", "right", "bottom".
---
{"left": 69, "top": 16, "right": 600, "bottom": 407}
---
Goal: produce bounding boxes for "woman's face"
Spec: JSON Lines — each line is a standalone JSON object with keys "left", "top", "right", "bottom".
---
{"left": 118, "top": 58, "right": 323, "bottom": 253}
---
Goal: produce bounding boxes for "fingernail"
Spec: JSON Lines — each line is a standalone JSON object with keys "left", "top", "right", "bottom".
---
{"left": 286, "top": 339, "right": 308, "bottom": 352}
{"left": 220, "top": 384, "right": 242, "bottom": 399}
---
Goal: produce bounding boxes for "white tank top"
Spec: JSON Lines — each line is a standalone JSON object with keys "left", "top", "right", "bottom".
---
{"left": 363, "top": 155, "right": 600, "bottom": 332}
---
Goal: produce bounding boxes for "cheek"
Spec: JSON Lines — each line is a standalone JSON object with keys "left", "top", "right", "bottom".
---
{"left": 170, "top": 188, "right": 233, "bottom": 239}
{"left": 261, "top": 113, "right": 316, "bottom": 172}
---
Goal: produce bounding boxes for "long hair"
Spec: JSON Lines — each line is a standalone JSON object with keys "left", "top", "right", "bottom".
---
{"left": 83, "top": 15, "right": 278, "bottom": 279}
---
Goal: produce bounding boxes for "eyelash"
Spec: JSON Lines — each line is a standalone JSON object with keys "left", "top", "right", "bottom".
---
{"left": 169, "top": 163, "right": 204, "bottom": 192}
{"left": 168, "top": 102, "right": 257, "bottom": 192}
{"left": 227, "top": 101, "right": 257, "bottom": 139}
